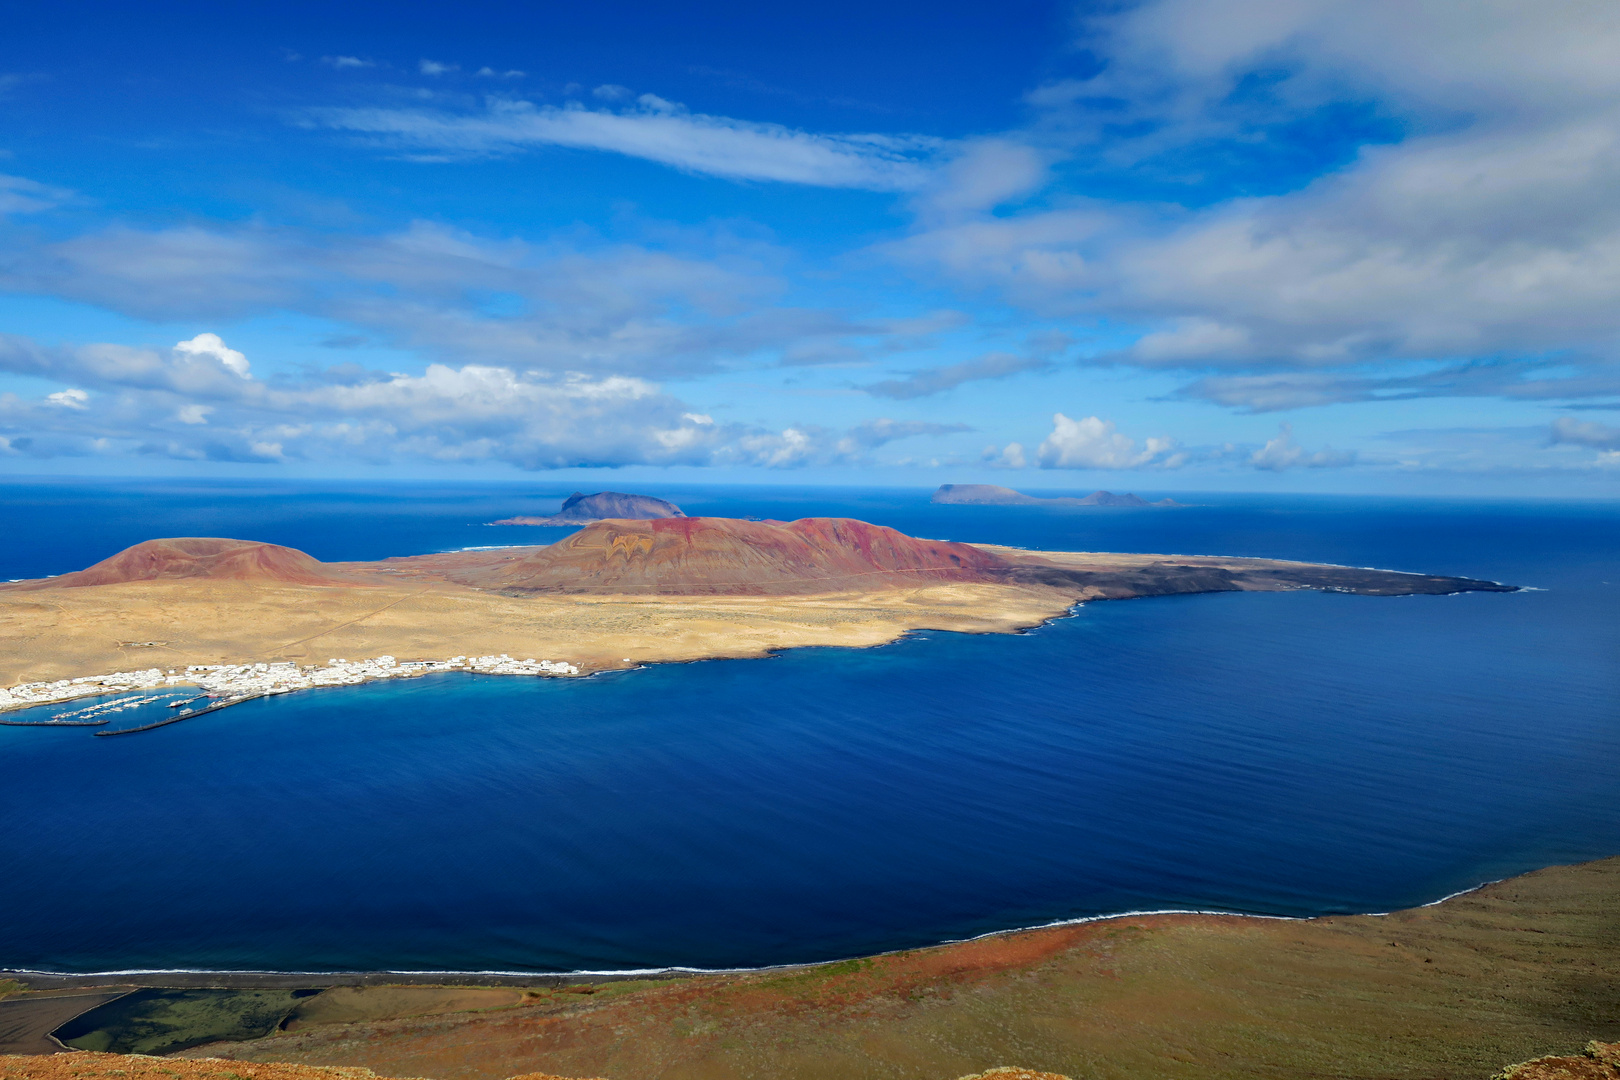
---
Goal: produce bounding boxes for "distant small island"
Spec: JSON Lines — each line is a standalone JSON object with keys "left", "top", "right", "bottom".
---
{"left": 932, "top": 484, "right": 1182, "bottom": 508}
{"left": 491, "top": 490, "right": 684, "bottom": 526}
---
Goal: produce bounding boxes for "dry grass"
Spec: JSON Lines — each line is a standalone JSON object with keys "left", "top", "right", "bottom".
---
{"left": 0, "top": 578, "right": 1077, "bottom": 689}
{"left": 166, "top": 857, "right": 1620, "bottom": 1080}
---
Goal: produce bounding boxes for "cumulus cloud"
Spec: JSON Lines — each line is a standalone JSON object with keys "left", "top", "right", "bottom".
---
{"left": 1036, "top": 413, "right": 1182, "bottom": 470}
{"left": 0, "top": 332, "right": 960, "bottom": 471}
{"left": 45, "top": 388, "right": 88, "bottom": 409}
{"left": 305, "top": 97, "right": 943, "bottom": 189}
{"left": 320, "top": 56, "right": 373, "bottom": 69}
{"left": 173, "top": 333, "right": 250, "bottom": 377}
{"left": 418, "top": 59, "right": 457, "bottom": 76}
{"left": 1248, "top": 424, "right": 1355, "bottom": 471}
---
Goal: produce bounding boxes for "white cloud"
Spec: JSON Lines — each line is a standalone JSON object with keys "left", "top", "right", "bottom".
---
{"left": 863, "top": 350, "right": 1054, "bottom": 400}
{"left": 45, "top": 388, "right": 88, "bottom": 409}
{"left": 913, "top": 138, "right": 1049, "bottom": 221}
{"left": 591, "top": 84, "right": 633, "bottom": 102}
{"left": 0, "top": 221, "right": 943, "bottom": 383}
{"left": 838, "top": 418, "right": 971, "bottom": 452}
{"left": 321, "top": 56, "right": 373, "bottom": 69}
{"left": 419, "top": 59, "right": 457, "bottom": 76}
{"left": 173, "top": 333, "right": 250, "bottom": 377}
{"left": 983, "top": 441, "right": 1028, "bottom": 468}
{"left": 306, "top": 97, "right": 943, "bottom": 190}
{"left": 1249, "top": 424, "right": 1355, "bottom": 471}
{"left": 1036, "top": 413, "right": 1182, "bottom": 470}
{"left": 0, "top": 173, "right": 70, "bottom": 215}
{"left": 1550, "top": 415, "right": 1620, "bottom": 449}
{"left": 0, "top": 333, "right": 959, "bottom": 471}
{"left": 886, "top": 0, "right": 1620, "bottom": 405}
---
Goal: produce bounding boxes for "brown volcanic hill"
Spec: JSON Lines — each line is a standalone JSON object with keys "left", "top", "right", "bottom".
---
{"left": 447, "top": 516, "right": 1013, "bottom": 595}
{"left": 1, "top": 538, "right": 359, "bottom": 591}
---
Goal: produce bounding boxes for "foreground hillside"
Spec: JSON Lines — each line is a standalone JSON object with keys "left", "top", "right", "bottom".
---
{"left": 18, "top": 856, "right": 1589, "bottom": 1080}
{"left": 0, "top": 1056, "right": 1069, "bottom": 1080}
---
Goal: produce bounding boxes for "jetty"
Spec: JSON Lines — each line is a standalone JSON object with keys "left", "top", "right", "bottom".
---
{"left": 95, "top": 695, "right": 262, "bottom": 736}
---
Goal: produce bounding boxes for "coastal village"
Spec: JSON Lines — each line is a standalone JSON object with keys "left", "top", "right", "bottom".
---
{"left": 0, "top": 654, "right": 581, "bottom": 725}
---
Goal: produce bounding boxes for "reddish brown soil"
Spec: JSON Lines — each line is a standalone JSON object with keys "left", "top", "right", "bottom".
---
{"left": 1498, "top": 1043, "right": 1620, "bottom": 1079}
{"left": 0, "top": 1054, "right": 1061, "bottom": 1080}
{"left": 1, "top": 539, "right": 364, "bottom": 591}
{"left": 0, "top": 1052, "right": 601, "bottom": 1080}
{"left": 442, "top": 517, "right": 1014, "bottom": 595}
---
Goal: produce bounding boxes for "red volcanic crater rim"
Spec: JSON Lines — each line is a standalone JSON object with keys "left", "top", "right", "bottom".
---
{"left": 450, "top": 516, "right": 1014, "bottom": 594}
{"left": 2, "top": 537, "right": 358, "bottom": 590}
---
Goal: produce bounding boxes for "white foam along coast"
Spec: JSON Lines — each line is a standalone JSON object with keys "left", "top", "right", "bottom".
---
{"left": 0, "top": 654, "right": 581, "bottom": 715}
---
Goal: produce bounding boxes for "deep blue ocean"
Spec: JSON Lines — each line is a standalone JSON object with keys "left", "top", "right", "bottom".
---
{"left": 0, "top": 478, "right": 1616, "bottom": 974}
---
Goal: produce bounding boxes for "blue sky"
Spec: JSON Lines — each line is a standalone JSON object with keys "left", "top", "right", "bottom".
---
{"left": 3, "top": 0, "right": 1619, "bottom": 493}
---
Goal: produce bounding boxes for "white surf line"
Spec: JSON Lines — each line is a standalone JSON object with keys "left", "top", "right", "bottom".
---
{"left": 1, "top": 873, "right": 1524, "bottom": 984}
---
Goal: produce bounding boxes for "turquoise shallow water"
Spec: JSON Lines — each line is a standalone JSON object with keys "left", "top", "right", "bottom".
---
{"left": 0, "top": 482, "right": 1616, "bottom": 973}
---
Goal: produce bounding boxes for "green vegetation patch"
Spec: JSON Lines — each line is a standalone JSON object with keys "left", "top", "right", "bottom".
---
{"left": 53, "top": 989, "right": 314, "bottom": 1055}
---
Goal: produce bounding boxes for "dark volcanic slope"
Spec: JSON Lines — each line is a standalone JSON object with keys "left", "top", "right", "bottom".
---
{"left": 492, "top": 491, "right": 684, "bottom": 526}
{"left": 1006, "top": 555, "right": 1519, "bottom": 599}
{"left": 0, "top": 538, "right": 360, "bottom": 590}
{"left": 447, "top": 517, "right": 1008, "bottom": 594}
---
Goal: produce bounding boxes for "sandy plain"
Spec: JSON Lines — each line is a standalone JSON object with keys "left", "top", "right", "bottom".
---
{"left": 0, "top": 573, "right": 1082, "bottom": 689}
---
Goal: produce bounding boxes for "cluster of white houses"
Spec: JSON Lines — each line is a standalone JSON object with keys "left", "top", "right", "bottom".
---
{"left": 0, "top": 653, "right": 581, "bottom": 714}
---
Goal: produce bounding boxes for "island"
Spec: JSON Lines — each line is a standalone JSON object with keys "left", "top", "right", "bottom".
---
{"left": 489, "top": 490, "right": 684, "bottom": 526}
{"left": 0, "top": 518, "right": 1512, "bottom": 718}
{"left": 932, "top": 484, "right": 1181, "bottom": 507}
